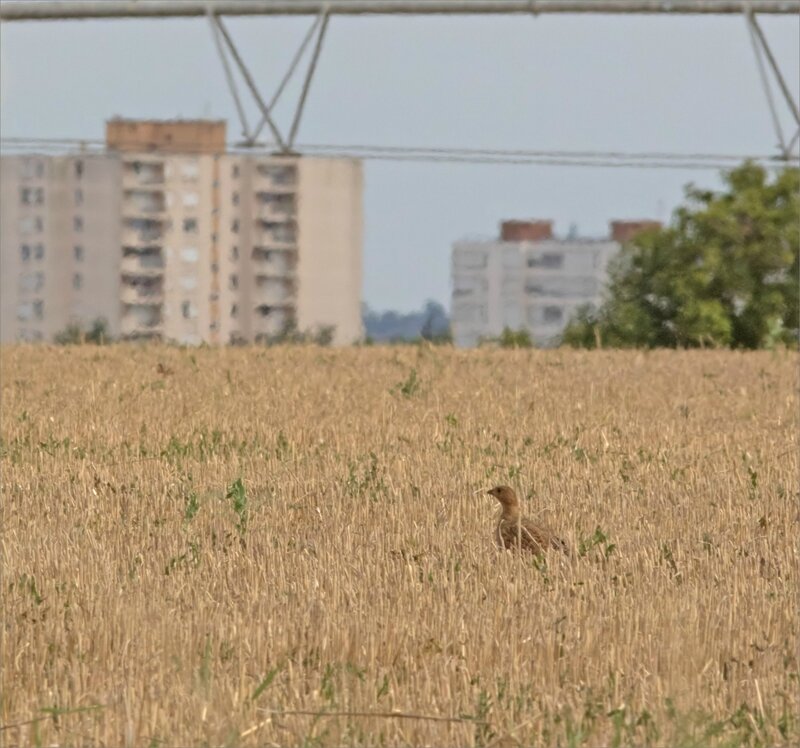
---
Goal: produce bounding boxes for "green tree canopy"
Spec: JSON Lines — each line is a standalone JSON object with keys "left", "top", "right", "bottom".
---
{"left": 563, "top": 163, "right": 799, "bottom": 349}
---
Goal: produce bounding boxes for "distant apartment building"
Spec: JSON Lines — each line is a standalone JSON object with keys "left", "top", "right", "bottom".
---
{"left": 0, "top": 119, "right": 363, "bottom": 345}
{"left": 451, "top": 219, "right": 660, "bottom": 347}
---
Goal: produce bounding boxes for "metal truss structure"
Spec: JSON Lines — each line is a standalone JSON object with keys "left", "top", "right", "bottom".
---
{"left": 1, "top": 0, "right": 798, "bottom": 157}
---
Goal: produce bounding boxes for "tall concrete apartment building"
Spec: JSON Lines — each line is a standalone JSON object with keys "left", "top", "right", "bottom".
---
{"left": 0, "top": 119, "right": 363, "bottom": 345}
{"left": 451, "top": 219, "right": 659, "bottom": 347}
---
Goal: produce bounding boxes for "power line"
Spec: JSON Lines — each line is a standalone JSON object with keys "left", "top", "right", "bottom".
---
{"left": 2, "top": 137, "right": 796, "bottom": 171}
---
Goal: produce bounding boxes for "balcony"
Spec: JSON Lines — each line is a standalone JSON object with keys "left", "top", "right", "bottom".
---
{"left": 255, "top": 221, "right": 297, "bottom": 249}
{"left": 123, "top": 219, "right": 164, "bottom": 247}
{"left": 254, "top": 163, "right": 297, "bottom": 192}
{"left": 252, "top": 248, "right": 296, "bottom": 276}
{"left": 123, "top": 191, "right": 168, "bottom": 219}
{"left": 121, "top": 305, "right": 163, "bottom": 336}
{"left": 121, "top": 281, "right": 164, "bottom": 305}
{"left": 253, "top": 277, "right": 295, "bottom": 306}
{"left": 122, "top": 160, "right": 165, "bottom": 188}
{"left": 122, "top": 253, "right": 164, "bottom": 277}
{"left": 256, "top": 192, "right": 297, "bottom": 223}
{"left": 253, "top": 306, "right": 292, "bottom": 338}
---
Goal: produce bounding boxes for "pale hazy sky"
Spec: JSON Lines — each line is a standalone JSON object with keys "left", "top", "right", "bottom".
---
{"left": 1, "top": 10, "right": 798, "bottom": 311}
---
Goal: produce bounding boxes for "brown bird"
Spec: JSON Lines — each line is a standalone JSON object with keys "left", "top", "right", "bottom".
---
{"left": 487, "top": 486, "right": 569, "bottom": 556}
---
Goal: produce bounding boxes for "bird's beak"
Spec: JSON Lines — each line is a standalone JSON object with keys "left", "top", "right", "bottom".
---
{"left": 473, "top": 489, "right": 486, "bottom": 496}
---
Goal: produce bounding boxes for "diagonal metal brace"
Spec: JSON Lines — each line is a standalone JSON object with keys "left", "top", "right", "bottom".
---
{"left": 250, "top": 10, "right": 326, "bottom": 145}
{"left": 288, "top": 9, "right": 330, "bottom": 148}
{"left": 213, "top": 14, "right": 287, "bottom": 150}
{"left": 745, "top": 8, "right": 800, "bottom": 127}
{"left": 207, "top": 7, "right": 251, "bottom": 141}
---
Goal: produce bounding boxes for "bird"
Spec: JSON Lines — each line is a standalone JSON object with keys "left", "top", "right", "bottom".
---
{"left": 487, "top": 485, "right": 569, "bottom": 556}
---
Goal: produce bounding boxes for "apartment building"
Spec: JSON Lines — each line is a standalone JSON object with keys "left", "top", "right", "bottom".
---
{"left": 0, "top": 154, "right": 122, "bottom": 342}
{"left": 451, "top": 219, "right": 660, "bottom": 347}
{"left": 0, "top": 119, "right": 363, "bottom": 345}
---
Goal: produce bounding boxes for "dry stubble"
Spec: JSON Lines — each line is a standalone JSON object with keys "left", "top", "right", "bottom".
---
{"left": 2, "top": 345, "right": 798, "bottom": 747}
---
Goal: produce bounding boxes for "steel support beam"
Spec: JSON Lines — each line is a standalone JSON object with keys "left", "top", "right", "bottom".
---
{"left": 250, "top": 11, "right": 326, "bottom": 144}
{"left": 288, "top": 12, "right": 330, "bottom": 148}
{"left": 2, "top": 0, "right": 800, "bottom": 21}
{"left": 746, "top": 9, "right": 800, "bottom": 127}
{"left": 207, "top": 7, "right": 251, "bottom": 140}
{"left": 211, "top": 14, "right": 287, "bottom": 150}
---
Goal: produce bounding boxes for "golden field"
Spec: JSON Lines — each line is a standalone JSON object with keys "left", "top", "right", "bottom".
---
{"left": 1, "top": 345, "right": 798, "bottom": 747}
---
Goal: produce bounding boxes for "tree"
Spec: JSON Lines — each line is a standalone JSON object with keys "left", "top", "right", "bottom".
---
{"left": 54, "top": 318, "right": 110, "bottom": 345}
{"left": 563, "top": 163, "right": 799, "bottom": 349}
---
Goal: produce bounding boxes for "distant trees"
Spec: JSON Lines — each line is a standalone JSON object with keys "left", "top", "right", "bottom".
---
{"left": 54, "top": 318, "right": 110, "bottom": 345}
{"left": 363, "top": 300, "right": 451, "bottom": 344}
{"left": 563, "top": 163, "right": 799, "bottom": 349}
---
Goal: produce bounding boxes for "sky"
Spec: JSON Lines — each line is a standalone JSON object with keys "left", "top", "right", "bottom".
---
{"left": 1, "top": 8, "right": 798, "bottom": 312}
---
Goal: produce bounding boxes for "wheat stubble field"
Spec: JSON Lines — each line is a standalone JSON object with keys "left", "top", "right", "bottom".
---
{"left": 1, "top": 345, "right": 798, "bottom": 747}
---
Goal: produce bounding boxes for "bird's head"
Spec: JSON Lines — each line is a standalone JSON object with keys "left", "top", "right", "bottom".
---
{"left": 487, "top": 485, "right": 518, "bottom": 508}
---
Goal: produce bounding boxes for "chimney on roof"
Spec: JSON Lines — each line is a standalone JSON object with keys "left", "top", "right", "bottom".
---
{"left": 500, "top": 220, "right": 554, "bottom": 242}
{"left": 610, "top": 220, "right": 662, "bottom": 243}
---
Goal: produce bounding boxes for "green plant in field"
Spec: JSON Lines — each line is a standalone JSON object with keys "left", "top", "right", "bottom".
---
{"left": 250, "top": 666, "right": 281, "bottom": 701}
{"left": 164, "top": 541, "right": 201, "bottom": 576}
{"left": 226, "top": 478, "right": 248, "bottom": 543}
{"left": 320, "top": 663, "right": 337, "bottom": 704}
{"left": 393, "top": 367, "right": 420, "bottom": 397}
{"left": 197, "top": 637, "right": 213, "bottom": 695}
{"left": 472, "top": 688, "right": 495, "bottom": 748}
{"left": 345, "top": 452, "right": 388, "bottom": 501}
{"left": 497, "top": 327, "right": 533, "bottom": 348}
{"left": 578, "top": 527, "right": 617, "bottom": 560}
{"left": 183, "top": 491, "right": 200, "bottom": 522}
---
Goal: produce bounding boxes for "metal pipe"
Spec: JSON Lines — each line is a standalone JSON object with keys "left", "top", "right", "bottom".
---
{"left": 2, "top": 0, "right": 799, "bottom": 21}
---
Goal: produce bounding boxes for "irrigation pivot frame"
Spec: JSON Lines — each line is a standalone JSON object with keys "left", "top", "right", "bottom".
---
{"left": 1, "top": 0, "right": 798, "bottom": 156}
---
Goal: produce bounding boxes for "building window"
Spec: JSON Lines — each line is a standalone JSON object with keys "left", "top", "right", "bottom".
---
{"left": 229, "top": 275, "right": 239, "bottom": 290}
{"left": 34, "top": 244, "right": 45, "bottom": 261}
{"left": 232, "top": 164, "right": 240, "bottom": 178}
{"left": 181, "top": 160, "right": 199, "bottom": 180}
{"left": 232, "top": 192, "right": 240, "bottom": 206}
{"left": 19, "top": 216, "right": 43, "bottom": 234}
{"left": 21, "top": 245, "right": 31, "bottom": 262}
{"left": 74, "top": 160, "right": 84, "bottom": 179}
{"left": 181, "top": 301, "right": 196, "bottom": 319}
{"left": 73, "top": 273, "right": 83, "bottom": 290}
{"left": 182, "top": 192, "right": 199, "bottom": 208}
{"left": 17, "top": 303, "right": 33, "bottom": 321}
{"left": 231, "top": 303, "right": 238, "bottom": 318}
{"left": 543, "top": 305, "right": 563, "bottom": 323}
{"left": 181, "top": 247, "right": 199, "bottom": 263}
{"left": 183, "top": 218, "right": 198, "bottom": 233}
{"left": 19, "top": 187, "right": 39, "bottom": 205}
{"left": 231, "top": 219, "right": 240, "bottom": 234}
{"left": 21, "top": 159, "right": 43, "bottom": 179}
{"left": 528, "top": 252, "right": 563, "bottom": 269}
{"left": 231, "top": 246, "right": 239, "bottom": 261}
{"left": 19, "top": 272, "right": 44, "bottom": 292}
{"left": 180, "top": 276, "right": 197, "bottom": 291}
{"left": 74, "top": 246, "right": 84, "bottom": 262}
{"left": 74, "top": 216, "right": 83, "bottom": 232}
{"left": 33, "top": 300, "right": 44, "bottom": 320}
{"left": 75, "top": 189, "right": 83, "bottom": 206}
